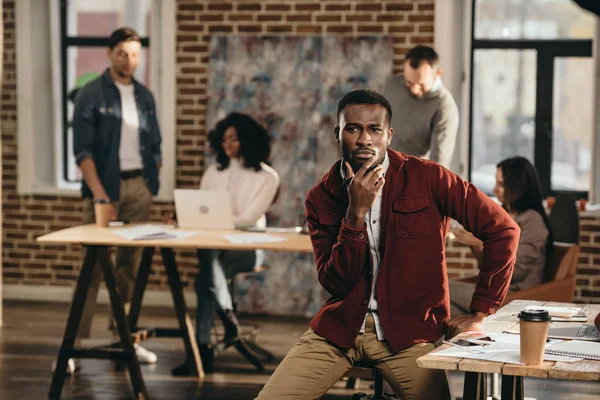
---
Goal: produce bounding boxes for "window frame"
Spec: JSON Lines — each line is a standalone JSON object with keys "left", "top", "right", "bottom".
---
{"left": 468, "top": 0, "right": 593, "bottom": 199}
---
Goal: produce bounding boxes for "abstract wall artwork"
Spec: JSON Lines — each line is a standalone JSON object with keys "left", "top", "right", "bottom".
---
{"left": 207, "top": 36, "right": 394, "bottom": 317}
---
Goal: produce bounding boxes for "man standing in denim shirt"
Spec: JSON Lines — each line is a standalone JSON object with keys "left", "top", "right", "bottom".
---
{"left": 64, "top": 27, "right": 161, "bottom": 371}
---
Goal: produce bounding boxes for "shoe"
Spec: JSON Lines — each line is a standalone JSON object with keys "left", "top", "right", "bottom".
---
{"left": 170, "top": 344, "right": 214, "bottom": 376}
{"left": 51, "top": 358, "right": 76, "bottom": 375}
{"left": 134, "top": 344, "right": 157, "bottom": 364}
{"left": 217, "top": 309, "right": 240, "bottom": 343}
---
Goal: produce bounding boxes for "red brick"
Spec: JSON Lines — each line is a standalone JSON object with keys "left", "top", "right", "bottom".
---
{"left": 237, "top": 3, "right": 262, "bottom": 11}
{"left": 316, "top": 14, "right": 341, "bottom": 22}
{"left": 346, "top": 14, "right": 374, "bottom": 22}
{"left": 389, "top": 25, "right": 415, "bottom": 33}
{"left": 296, "top": 25, "right": 323, "bottom": 33}
{"left": 238, "top": 24, "right": 262, "bottom": 33}
{"left": 229, "top": 13, "right": 255, "bottom": 22}
{"left": 177, "top": 34, "right": 198, "bottom": 42}
{"left": 257, "top": 14, "right": 282, "bottom": 22}
{"left": 326, "top": 25, "right": 353, "bottom": 33}
{"left": 386, "top": 3, "right": 414, "bottom": 11}
{"left": 295, "top": 3, "right": 321, "bottom": 11}
{"left": 358, "top": 25, "right": 384, "bottom": 33}
{"left": 208, "top": 25, "right": 234, "bottom": 33}
{"left": 418, "top": 4, "right": 435, "bottom": 12}
{"left": 207, "top": 2, "right": 233, "bottom": 11}
{"left": 179, "top": 3, "right": 204, "bottom": 11}
{"left": 180, "top": 24, "right": 205, "bottom": 32}
{"left": 266, "top": 4, "right": 291, "bottom": 11}
{"left": 419, "top": 25, "right": 434, "bottom": 33}
{"left": 356, "top": 4, "right": 382, "bottom": 11}
{"left": 411, "top": 35, "right": 434, "bottom": 44}
{"left": 286, "top": 13, "right": 312, "bottom": 22}
{"left": 325, "top": 3, "right": 351, "bottom": 11}
{"left": 177, "top": 14, "right": 196, "bottom": 22}
{"left": 198, "top": 14, "right": 225, "bottom": 22}
{"left": 377, "top": 14, "right": 404, "bottom": 22}
{"left": 267, "top": 25, "right": 293, "bottom": 33}
{"left": 408, "top": 15, "right": 434, "bottom": 22}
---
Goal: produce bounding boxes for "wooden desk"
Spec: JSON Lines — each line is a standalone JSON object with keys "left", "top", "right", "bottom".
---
{"left": 417, "top": 300, "right": 600, "bottom": 400}
{"left": 38, "top": 224, "right": 313, "bottom": 400}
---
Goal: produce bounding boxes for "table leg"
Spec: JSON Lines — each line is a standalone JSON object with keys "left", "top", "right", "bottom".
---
{"left": 128, "top": 247, "right": 155, "bottom": 331}
{"left": 463, "top": 372, "right": 487, "bottom": 400}
{"left": 49, "top": 246, "right": 99, "bottom": 399}
{"left": 161, "top": 248, "right": 204, "bottom": 378}
{"left": 98, "top": 249, "right": 149, "bottom": 400}
{"left": 501, "top": 375, "right": 524, "bottom": 400}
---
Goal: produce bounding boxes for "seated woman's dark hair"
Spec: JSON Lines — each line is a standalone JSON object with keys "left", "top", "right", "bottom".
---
{"left": 208, "top": 112, "right": 271, "bottom": 171}
{"left": 497, "top": 156, "right": 553, "bottom": 248}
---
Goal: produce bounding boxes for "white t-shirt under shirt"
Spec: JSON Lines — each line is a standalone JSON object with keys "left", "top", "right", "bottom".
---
{"left": 115, "top": 81, "right": 142, "bottom": 171}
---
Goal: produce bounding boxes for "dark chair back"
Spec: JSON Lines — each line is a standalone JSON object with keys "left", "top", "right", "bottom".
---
{"left": 549, "top": 193, "right": 579, "bottom": 244}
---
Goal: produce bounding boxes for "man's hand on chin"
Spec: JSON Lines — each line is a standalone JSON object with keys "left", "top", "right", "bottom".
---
{"left": 445, "top": 311, "right": 487, "bottom": 339}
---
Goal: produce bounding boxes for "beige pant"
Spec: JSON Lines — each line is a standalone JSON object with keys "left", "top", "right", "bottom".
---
{"left": 256, "top": 314, "right": 451, "bottom": 400}
{"left": 78, "top": 176, "right": 153, "bottom": 338}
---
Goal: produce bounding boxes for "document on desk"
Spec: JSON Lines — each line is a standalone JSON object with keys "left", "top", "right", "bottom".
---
{"left": 113, "top": 225, "right": 199, "bottom": 241}
{"left": 223, "top": 233, "right": 289, "bottom": 245}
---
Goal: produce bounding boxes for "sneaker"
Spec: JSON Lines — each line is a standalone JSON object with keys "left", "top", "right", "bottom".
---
{"left": 134, "top": 344, "right": 157, "bottom": 364}
{"left": 51, "top": 358, "right": 76, "bottom": 375}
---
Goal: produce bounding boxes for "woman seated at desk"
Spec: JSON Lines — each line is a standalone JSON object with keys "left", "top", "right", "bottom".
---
{"left": 171, "top": 112, "right": 279, "bottom": 375}
{"left": 449, "top": 156, "right": 553, "bottom": 316}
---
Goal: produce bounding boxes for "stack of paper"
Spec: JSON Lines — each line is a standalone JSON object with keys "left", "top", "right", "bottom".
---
{"left": 223, "top": 233, "right": 289, "bottom": 245}
{"left": 113, "top": 225, "right": 199, "bottom": 241}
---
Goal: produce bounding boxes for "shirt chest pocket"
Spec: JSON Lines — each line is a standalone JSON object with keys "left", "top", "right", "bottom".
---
{"left": 393, "top": 195, "right": 431, "bottom": 238}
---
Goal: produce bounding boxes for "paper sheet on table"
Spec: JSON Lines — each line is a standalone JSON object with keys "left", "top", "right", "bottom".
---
{"left": 223, "top": 233, "right": 289, "bottom": 245}
{"left": 435, "top": 341, "right": 583, "bottom": 364}
{"left": 113, "top": 225, "right": 199, "bottom": 240}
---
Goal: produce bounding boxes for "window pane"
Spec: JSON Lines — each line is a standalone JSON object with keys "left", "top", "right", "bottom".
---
{"left": 552, "top": 57, "right": 593, "bottom": 192}
{"left": 67, "top": 0, "right": 151, "bottom": 37}
{"left": 470, "top": 49, "right": 537, "bottom": 195}
{"left": 475, "top": 0, "right": 595, "bottom": 40}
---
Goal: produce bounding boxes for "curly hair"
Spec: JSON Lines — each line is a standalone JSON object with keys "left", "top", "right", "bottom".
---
{"left": 208, "top": 112, "right": 272, "bottom": 171}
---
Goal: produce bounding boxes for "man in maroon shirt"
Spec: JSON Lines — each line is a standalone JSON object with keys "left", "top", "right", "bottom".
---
{"left": 256, "top": 90, "right": 519, "bottom": 399}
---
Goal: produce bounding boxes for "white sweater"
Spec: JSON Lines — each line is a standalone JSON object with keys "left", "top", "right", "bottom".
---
{"left": 200, "top": 158, "right": 280, "bottom": 229}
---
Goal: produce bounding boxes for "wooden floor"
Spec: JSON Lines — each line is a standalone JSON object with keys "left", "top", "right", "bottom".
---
{"left": 1, "top": 300, "right": 599, "bottom": 400}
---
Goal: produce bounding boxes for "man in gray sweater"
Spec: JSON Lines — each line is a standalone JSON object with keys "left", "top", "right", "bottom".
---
{"left": 383, "top": 45, "right": 459, "bottom": 169}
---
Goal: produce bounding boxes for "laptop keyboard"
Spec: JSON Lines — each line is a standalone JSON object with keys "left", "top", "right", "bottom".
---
{"left": 577, "top": 324, "right": 600, "bottom": 339}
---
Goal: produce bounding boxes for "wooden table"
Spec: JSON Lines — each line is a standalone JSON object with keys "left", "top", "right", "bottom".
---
{"left": 417, "top": 300, "right": 600, "bottom": 400}
{"left": 38, "top": 224, "right": 313, "bottom": 399}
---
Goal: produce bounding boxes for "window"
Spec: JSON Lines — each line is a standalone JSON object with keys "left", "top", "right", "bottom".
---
{"left": 469, "top": 0, "right": 594, "bottom": 199}
{"left": 17, "top": 0, "right": 175, "bottom": 199}
{"left": 60, "top": 0, "right": 151, "bottom": 183}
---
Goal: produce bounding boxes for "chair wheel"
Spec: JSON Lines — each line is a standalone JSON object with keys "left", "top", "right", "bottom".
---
{"left": 352, "top": 393, "right": 367, "bottom": 400}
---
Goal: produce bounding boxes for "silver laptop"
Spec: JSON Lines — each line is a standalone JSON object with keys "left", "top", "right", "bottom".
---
{"left": 173, "top": 189, "right": 235, "bottom": 230}
{"left": 548, "top": 324, "right": 600, "bottom": 341}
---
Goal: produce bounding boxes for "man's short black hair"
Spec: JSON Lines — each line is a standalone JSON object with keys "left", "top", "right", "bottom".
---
{"left": 337, "top": 89, "right": 393, "bottom": 125}
{"left": 405, "top": 45, "right": 439, "bottom": 69}
{"left": 108, "top": 27, "right": 141, "bottom": 49}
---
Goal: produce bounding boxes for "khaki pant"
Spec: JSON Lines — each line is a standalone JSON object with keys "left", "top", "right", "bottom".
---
{"left": 78, "top": 176, "right": 153, "bottom": 338}
{"left": 256, "top": 314, "right": 450, "bottom": 400}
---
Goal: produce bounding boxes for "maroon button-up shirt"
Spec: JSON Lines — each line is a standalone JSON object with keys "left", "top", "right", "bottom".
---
{"left": 305, "top": 149, "right": 520, "bottom": 353}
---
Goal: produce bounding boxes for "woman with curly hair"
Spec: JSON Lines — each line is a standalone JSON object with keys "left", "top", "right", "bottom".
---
{"left": 172, "top": 112, "right": 279, "bottom": 376}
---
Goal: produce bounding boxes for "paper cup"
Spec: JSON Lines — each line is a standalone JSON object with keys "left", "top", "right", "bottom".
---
{"left": 94, "top": 203, "right": 112, "bottom": 227}
{"left": 518, "top": 309, "right": 550, "bottom": 365}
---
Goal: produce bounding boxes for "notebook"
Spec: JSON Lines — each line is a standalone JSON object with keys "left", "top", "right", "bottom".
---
{"left": 545, "top": 340, "right": 600, "bottom": 361}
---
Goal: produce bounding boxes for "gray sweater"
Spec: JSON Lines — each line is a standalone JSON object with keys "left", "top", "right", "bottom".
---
{"left": 510, "top": 209, "right": 550, "bottom": 291}
{"left": 383, "top": 76, "right": 459, "bottom": 168}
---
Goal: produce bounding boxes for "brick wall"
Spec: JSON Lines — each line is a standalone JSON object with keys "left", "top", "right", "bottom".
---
{"left": 2, "top": 0, "right": 600, "bottom": 308}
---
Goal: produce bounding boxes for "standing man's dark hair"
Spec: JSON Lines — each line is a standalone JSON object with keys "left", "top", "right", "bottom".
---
{"left": 405, "top": 45, "right": 440, "bottom": 69}
{"left": 66, "top": 25, "right": 162, "bottom": 371}
{"left": 108, "top": 27, "right": 141, "bottom": 49}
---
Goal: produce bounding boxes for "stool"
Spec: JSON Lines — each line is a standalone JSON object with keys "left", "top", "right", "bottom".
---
{"left": 348, "top": 365, "right": 397, "bottom": 400}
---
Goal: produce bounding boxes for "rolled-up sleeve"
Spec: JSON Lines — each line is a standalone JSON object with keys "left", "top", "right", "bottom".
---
{"left": 72, "top": 93, "right": 96, "bottom": 165}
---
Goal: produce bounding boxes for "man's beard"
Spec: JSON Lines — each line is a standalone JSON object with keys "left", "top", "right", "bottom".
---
{"left": 116, "top": 68, "right": 133, "bottom": 78}
{"left": 342, "top": 147, "right": 386, "bottom": 174}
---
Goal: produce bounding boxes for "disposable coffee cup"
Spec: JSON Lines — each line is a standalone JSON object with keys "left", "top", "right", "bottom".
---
{"left": 518, "top": 309, "right": 551, "bottom": 365}
{"left": 94, "top": 200, "right": 112, "bottom": 228}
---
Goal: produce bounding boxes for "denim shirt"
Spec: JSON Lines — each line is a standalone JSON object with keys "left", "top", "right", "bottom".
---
{"left": 72, "top": 69, "right": 162, "bottom": 200}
